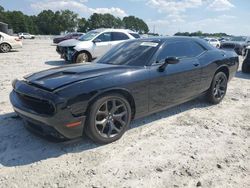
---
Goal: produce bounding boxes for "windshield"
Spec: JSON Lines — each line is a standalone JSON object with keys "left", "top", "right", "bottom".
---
{"left": 97, "top": 40, "right": 160, "bottom": 66}
{"left": 129, "top": 33, "right": 140, "bottom": 39}
{"left": 231, "top": 36, "right": 247, "bottom": 42}
{"left": 78, "top": 31, "right": 100, "bottom": 41}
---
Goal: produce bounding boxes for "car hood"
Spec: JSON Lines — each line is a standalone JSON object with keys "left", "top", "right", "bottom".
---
{"left": 24, "top": 63, "right": 137, "bottom": 91}
{"left": 58, "top": 39, "right": 79, "bottom": 47}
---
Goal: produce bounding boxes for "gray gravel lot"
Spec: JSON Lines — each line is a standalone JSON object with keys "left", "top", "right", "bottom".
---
{"left": 0, "top": 39, "right": 249, "bottom": 188}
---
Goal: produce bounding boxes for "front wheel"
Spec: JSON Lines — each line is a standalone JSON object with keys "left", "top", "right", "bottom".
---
{"left": 0, "top": 43, "right": 11, "bottom": 53}
{"left": 74, "top": 52, "right": 90, "bottom": 63}
{"left": 85, "top": 94, "right": 132, "bottom": 144}
{"left": 206, "top": 72, "right": 228, "bottom": 104}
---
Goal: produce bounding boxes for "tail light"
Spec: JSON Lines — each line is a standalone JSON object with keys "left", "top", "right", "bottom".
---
{"left": 15, "top": 38, "right": 21, "bottom": 41}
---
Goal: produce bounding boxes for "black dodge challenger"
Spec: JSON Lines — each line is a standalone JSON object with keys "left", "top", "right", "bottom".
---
{"left": 10, "top": 37, "right": 239, "bottom": 144}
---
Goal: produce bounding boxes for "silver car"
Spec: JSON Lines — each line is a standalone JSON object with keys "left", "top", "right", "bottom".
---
{"left": 0, "top": 32, "right": 22, "bottom": 53}
{"left": 56, "top": 28, "right": 140, "bottom": 63}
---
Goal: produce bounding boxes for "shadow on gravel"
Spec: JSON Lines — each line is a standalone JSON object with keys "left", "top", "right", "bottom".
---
{"left": 45, "top": 60, "right": 66, "bottom": 66}
{"left": 235, "top": 71, "right": 250, "bottom": 80}
{"left": 0, "top": 50, "right": 19, "bottom": 54}
{"left": 0, "top": 112, "right": 98, "bottom": 167}
{"left": 0, "top": 97, "right": 210, "bottom": 167}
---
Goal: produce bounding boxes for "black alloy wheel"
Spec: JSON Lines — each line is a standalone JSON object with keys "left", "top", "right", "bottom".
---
{"left": 207, "top": 72, "right": 228, "bottom": 104}
{"left": 86, "top": 94, "right": 131, "bottom": 144}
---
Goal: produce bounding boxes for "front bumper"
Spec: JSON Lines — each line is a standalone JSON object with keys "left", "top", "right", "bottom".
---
{"left": 12, "top": 42, "right": 22, "bottom": 49}
{"left": 10, "top": 80, "right": 86, "bottom": 139}
{"left": 56, "top": 46, "right": 75, "bottom": 62}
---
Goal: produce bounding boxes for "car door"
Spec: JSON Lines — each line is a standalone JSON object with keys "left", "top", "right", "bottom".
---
{"left": 148, "top": 40, "right": 205, "bottom": 111}
{"left": 110, "top": 32, "right": 130, "bottom": 47}
{"left": 92, "top": 32, "right": 112, "bottom": 57}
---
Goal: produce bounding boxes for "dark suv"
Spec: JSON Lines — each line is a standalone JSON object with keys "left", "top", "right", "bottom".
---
{"left": 220, "top": 36, "right": 250, "bottom": 56}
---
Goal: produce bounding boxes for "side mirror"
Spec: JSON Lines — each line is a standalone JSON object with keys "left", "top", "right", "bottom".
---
{"left": 93, "top": 38, "right": 101, "bottom": 43}
{"left": 158, "top": 57, "right": 179, "bottom": 72}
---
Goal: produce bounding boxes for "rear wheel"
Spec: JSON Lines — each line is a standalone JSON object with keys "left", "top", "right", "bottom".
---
{"left": 85, "top": 94, "right": 132, "bottom": 144}
{"left": 206, "top": 72, "right": 228, "bottom": 104}
{"left": 75, "top": 52, "right": 90, "bottom": 63}
{"left": 0, "top": 43, "right": 11, "bottom": 53}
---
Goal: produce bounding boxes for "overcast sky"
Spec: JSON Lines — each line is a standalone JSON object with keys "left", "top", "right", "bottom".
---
{"left": 0, "top": 0, "right": 249, "bottom": 35}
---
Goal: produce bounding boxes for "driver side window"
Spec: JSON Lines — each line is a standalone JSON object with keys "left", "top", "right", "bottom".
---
{"left": 96, "top": 32, "right": 111, "bottom": 42}
{"left": 156, "top": 41, "right": 205, "bottom": 63}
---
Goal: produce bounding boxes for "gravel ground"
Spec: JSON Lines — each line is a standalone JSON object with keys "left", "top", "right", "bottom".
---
{"left": 0, "top": 39, "right": 249, "bottom": 188}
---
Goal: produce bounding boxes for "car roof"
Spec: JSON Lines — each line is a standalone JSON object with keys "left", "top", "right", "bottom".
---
{"left": 131, "top": 36, "right": 214, "bottom": 49}
{"left": 92, "top": 28, "right": 138, "bottom": 34}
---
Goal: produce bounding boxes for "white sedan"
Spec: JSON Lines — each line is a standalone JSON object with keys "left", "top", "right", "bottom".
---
{"left": 204, "top": 38, "right": 221, "bottom": 48}
{"left": 0, "top": 32, "right": 22, "bottom": 53}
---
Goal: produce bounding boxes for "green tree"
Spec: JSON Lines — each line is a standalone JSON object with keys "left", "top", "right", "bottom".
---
{"left": 123, "top": 16, "right": 149, "bottom": 33}
{"left": 77, "top": 17, "right": 87, "bottom": 32}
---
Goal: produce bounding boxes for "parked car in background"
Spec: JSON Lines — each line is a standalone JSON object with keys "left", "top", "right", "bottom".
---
{"left": 0, "top": 31, "right": 22, "bottom": 53}
{"left": 218, "top": 37, "right": 231, "bottom": 43}
{"left": 242, "top": 46, "right": 250, "bottom": 73}
{"left": 204, "top": 38, "right": 220, "bottom": 48}
{"left": 18, "top": 33, "right": 35, "bottom": 39}
{"left": 220, "top": 36, "right": 250, "bottom": 56}
{"left": 10, "top": 37, "right": 239, "bottom": 144}
{"left": 53, "top": 32, "right": 84, "bottom": 44}
{"left": 56, "top": 28, "right": 140, "bottom": 63}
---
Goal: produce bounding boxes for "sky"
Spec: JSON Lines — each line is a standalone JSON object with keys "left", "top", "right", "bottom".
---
{"left": 0, "top": 0, "right": 249, "bottom": 36}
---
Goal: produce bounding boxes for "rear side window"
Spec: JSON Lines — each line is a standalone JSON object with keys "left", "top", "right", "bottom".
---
{"left": 157, "top": 41, "right": 206, "bottom": 61}
{"left": 96, "top": 32, "right": 111, "bottom": 42}
{"left": 112, "top": 32, "right": 129, "bottom": 41}
{"left": 129, "top": 33, "right": 140, "bottom": 39}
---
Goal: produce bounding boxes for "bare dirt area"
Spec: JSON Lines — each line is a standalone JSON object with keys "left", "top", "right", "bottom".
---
{"left": 0, "top": 39, "right": 249, "bottom": 188}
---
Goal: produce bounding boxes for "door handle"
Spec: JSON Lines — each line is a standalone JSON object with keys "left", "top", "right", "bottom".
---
{"left": 193, "top": 63, "right": 200, "bottom": 67}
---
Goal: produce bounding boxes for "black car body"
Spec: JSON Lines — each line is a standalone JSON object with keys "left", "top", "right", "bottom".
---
{"left": 220, "top": 36, "right": 250, "bottom": 55}
{"left": 53, "top": 33, "right": 84, "bottom": 44}
{"left": 242, "top": 47, "right": 250, "bottom": 73}
{"left": 10, "top": 37, "right": 239, "bottom": 143}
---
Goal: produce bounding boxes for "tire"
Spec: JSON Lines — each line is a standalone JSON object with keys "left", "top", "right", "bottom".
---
{"left": 21, "top": 36, "right": 24, "bottom": 39}
{"left": 0, "top": 43, "right": 11, "bottom": 53}
{"left": 74, "top": 52, "right": 90, "bottom": 63}
{"left": 85, "top": 94, "right": 132, "bottom": 144}
{"left": 242, "top": 61, "right": 250, "bottom": 73}
{"left": 206, "top": 72, "right": 228, "bottom": 104}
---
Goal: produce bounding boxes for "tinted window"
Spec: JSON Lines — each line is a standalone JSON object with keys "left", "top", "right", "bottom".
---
{"left": 112, "top": 32, "right": 129, "bottom": 41}
{"left": 97, "top": 40, "right": 159, "bottom": 66}
{"left": 129, "top": 33, "right": 140, "bottom": 39}
{"left": 211, "top": 39, "right": 217, "bottom": 42}
{"left": 96, "top": 32, "right": 111, "bottom": 42}
{"left": 157, "top": 41, "right": 205, "bottom": 61}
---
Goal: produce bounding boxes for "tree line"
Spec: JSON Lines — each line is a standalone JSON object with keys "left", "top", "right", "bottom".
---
{"left": 174, "top": 31, "right": 230, "bottom": 38}
{"left": 0, "top": 5, "right": 149, "bottom": 35}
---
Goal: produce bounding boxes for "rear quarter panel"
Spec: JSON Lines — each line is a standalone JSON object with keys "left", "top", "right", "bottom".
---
{"left": 199, "top": 49, "right": 238, "bottom": 92}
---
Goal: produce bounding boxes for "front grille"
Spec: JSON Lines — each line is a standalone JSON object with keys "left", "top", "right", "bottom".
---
{"left": 15, "top": 91, "right": 55, "bottom": 115}
{"left": 56, "top": 46, "right": 66, "bottom": 54}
